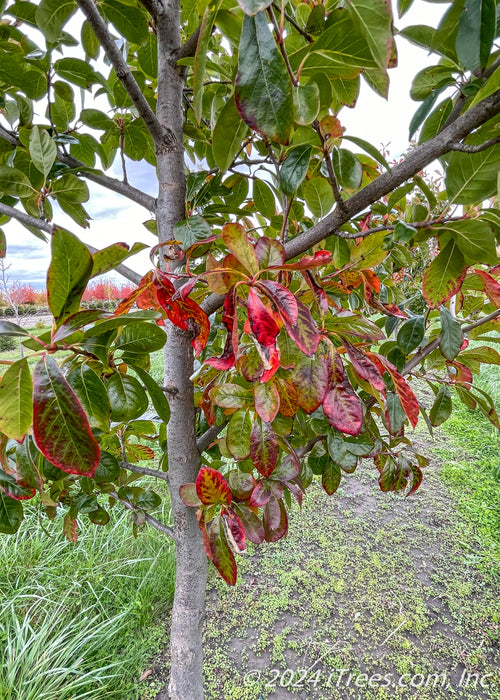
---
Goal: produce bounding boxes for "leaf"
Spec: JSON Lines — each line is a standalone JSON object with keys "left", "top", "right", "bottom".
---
{"left": 29, "top": 127, "right": 57, "bottom": 179}
{"left": 129, "top": 365, "right": 170, "bottom": 423}
{"left": 332, "top": 148, "right": 363, "bottom": 191}
{"left": 438, "top": 220, "right": 496, "bottom": 265}
{"left": 136, "top": 490, "right": 162, "bottom": 511}
{"left": 33, "top": 356, "right": 100, "bottom": 477}
{"left": 255, "top": 237, "right": 285, "bottom": 268}
{"left": 469, "top": 269, "right": 500, "bottom": 307}
{"left": 322, "top": 461, "right": 341, "bottom": 495}
{"left": 385, "top": 391, "right": 406, "bottom": 433}
{"left": 237, "top": 0, "right": 273, "bottom": 15}
{"left": 279, "top": 146, "right": 312, "bottom": 196}
{"left": 204, "top": 515, "right": 237, "bottom": 585}
{"left": 262, "top": 497, "right": 288, "bottom": 542}
{"left": 101, "top": 0, "right": 149, "bottom": 44}
{"left": 221, "top": 223, "right": 259, "bottom": 276}
{"left": 253, "top": 179, "right": 276, "bottom": 218}
{"left": 445, "top": 145, "right": 500, "bottom": 204}
{"left": 378, "top": 356, "right": 419, "bottom": 428}
{"left": 213, "top": 98, "right": 249, "bottom": 172}
{"left": 397, "top": 316, "right": 425, "bottom": 354}
{"left": 439, "top": 307, "right": 463, "bottom": 361}
{"left": 210, "top": 383, "right": 253, "bottom": 410}
{"left": 422, "top": 239, "right": 467, "bottom": 308}
{"left": 63, "top": 512, "right": 78, "bottom": 542}
{"left": 235, "top": 11, "right": 294, "bottom": 144}
{"left": 54, "top": 58, "right": 102, "bottom": 89}
{"left": 344, "top": 340, "right": 385, "bottom": 391}
{"left": 250, "top": 418, "right": 278, "bottom": 477}
{"left": 47, "top": 228, "right": 93, "bottom": 325}
{"left": 106, "top": 373, "right": 149, "bottom": 423}
{"left": 226, "top": 409, "right": 252, "bottom": 460}
{"left": 429, "top": 385, "right": 452, "bottom": 426}
{"left": 254, "top": 381, "right": 280, "bottom": 423}
{"left": 257, "top": 280, "right": 298, "bottom": 325}
{"left": 232, "top": 503, "right": 265, "bottom": 544}
{"left": 0, "top": 359, "right": 32, "bottom": 442}
{"left": 247, "top": 288, "right": 280, "bottom": 347}
{"left": 66, "top": 365, "right": 111, "bottom": 430}
{"left": 290, "top": 355, "right": 329, "bottom": 413}
{"left": 303, "top": 178, "right": 334, "bottom": 218}
{"left": 179, "top": 483, "right": 202, "bottom": 507}
{"left": 456, "top": 0, "right": 495, "bottom": 73}
{"left": 36, "top": 0, "right": 77, "bottom": 42}
{"left": 0, "top": 166, "right": 33, "bottom": 198}
{"left": 0, "top": 493, "right": 23, "bottom": 534}
{"left": 92, "top": 242, "right": 147, "bottom": 277}
{"left": 282, "top": 298, "right": 320, "bottom": 356}
{"left": 196, "top": 467, "right": 232, "bottom": 506}
{"left": 293, "top": 83, "right": 320, "bottom": 126}
{"left": 94, "top": 451, "right": 120, "bottom": 484}
{"left": 350, "top": 231, "right": 388, "bottom": 268}
{"left": 346, "top": 0, "right": 393, "bottom": 70}
{"left": 322, "top": 353, "right": 364, "bottom": 436}
{"left": 115, "top": 322, "right": 166, "bottom": 354}
{"left": 174, "top": 216, "right": 211, "bottom": 250}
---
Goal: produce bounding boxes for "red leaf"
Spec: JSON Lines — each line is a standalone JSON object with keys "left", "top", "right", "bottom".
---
{"left": 203, "top": 515, "right": 237, "bottom": 585}
{"left": 322, "top": 352, "right": 364, "bottom": 436}
{"left": 275, "top": 378, "right": 299, "bottom": 417}
{"left": 255, "top": 236, "right": 285, "bottom": 267}
{"left": 302, "top": 270, "right": 329, "bottom": 315}
{"left": 232, "top": 502, "right": 265, "bottom": 544}
{"left": 249, "top": 479, "right": 273, "bottom": 507}
{"left": 222, "top": 508, "right": 246, "bottom": 553}
{"left": 269, "top": 250, "right": 332, "bottom": 271}
{"left": 196, "top": 467, "right": 232, "bottom": 506}
{"left": 208, "top": 287, "right": 239, "bottom": 369}
{"left": 263, "top": 497, "right": 288, "bottom": 542}
{"left": 115, "top": 271, "right": 157, "bottom": 316}
{"left": 247, "top": 288, "right": 280, "bottom": 347}
{"left": 361, "top": 269, "right": 380, "bottom": 293}
{"left": 260, "top": 345, "right": 281, "bottom": 383}
{"left": 250, "top": 418, "right": 278, "bottom": 477}
{"left": 377, "top": 356, "right": 419, "bottom": 428}
{"left": 0, "top": 478, "right": 36, "bottom": 501}
{"left": 33, "top": 357, "right": 100, "bottom": 477}
{"left": 290, "top": 355, "right": 329, "bottom": 413}
{"left": 471, "top": 269, "right": 500, "bottom": 307}
{"left": 257, "top": 280, "right": 298, "bottom": 325}
{"left": 206, "top": 334, "right": 235, "bottom": 370}
{"left": 448, "top": 360, "right": 473, "bottom": 386}
{"left": 343, "top": 340, "right": 386, "bottom": 392}
{"left": 282, "top": 298, "right": 320, "bottom": 356}
{"left": 221, "top": 223, "right": 259, "bottom": 276}
{"left": 254, "top": 380, "right": 280, "bottom": 423}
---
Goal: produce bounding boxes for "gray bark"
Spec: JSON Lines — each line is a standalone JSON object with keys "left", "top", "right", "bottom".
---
{"left": 156, "top": 2, "right": 207, "bottom": 698}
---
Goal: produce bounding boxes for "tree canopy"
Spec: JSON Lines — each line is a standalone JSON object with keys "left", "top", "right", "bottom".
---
{"left": 0, "top": 0, "right": 499, "bottom": 696}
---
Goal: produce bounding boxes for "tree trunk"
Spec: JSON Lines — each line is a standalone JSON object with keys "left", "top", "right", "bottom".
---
{"left": 155, "top": 3, "right": 207, "bottom": 698}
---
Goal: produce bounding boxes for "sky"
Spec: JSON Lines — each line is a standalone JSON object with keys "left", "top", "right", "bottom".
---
{"left": 3, "top": 1, "right": 447, "bottom": 289}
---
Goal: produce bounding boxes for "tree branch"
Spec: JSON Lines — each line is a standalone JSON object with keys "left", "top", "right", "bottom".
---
{"left": 447, "top": 135, "right": 500, "bottom": 153}
{"left": 284, "top": 88, "right": 500, "bottom": 260}
{"left": 76, "top": 0, "right": 175, "bottom": 151}
{"left": 343, "top": 215, "right": 466, "bottom": 240}
{"left": 110, "top": 490, "right": 175, "bottom": 540}
{"left": 0, "top": 201, "right": 142, "bottom": 285}
{"left": 197, "top": 423, "right": 227, "bottom": 453}
{"left": 138, "top": 0, "right": 161, "bottom": 19}
{"left": 176, "top": 26, "right": 201, "bottom": 61}
{"left": 120, "top": 460, "right": 170, "bottom": 482}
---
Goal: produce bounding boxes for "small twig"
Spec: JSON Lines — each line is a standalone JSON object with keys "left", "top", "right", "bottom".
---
{"left": 267, "top": 7, "right": 298, "bottom": 87}
{"left": 110, "top": 489, "right": 175, "bottom": 540}
{"left": 119, "top": 124, "right": 128, "bottom": 184}
{"left": 447, "top": 135, "right": 500, "bottom": 153}
{"left": 120, "top": 460, "right": 170, "bottom": 483}
{"left": 273, "top": 2, "right": 313, "bottom": 42}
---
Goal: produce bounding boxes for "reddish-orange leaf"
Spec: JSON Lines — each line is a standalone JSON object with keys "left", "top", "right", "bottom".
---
{"left": 114, "top": 271, "right": 156, "bottom": 316}
{"left": 196, "top": 467, "right": 232, "bottom": 506}
{"left": 343, "top": 340, "right": 386, "bottom": 392}
{"left": 257, "top": 280, "right": 298, "bottom": 325}
{"left": 471, "top": 269, "right": 500, "bottom": 307}
{"left": 222, "top": 508, "right": 246, "bottom": 553}
{"left": 275, "top": 378, "right": 299, "bottom": 417}
{"left": 247, "top": 288, "right": 279, "bottom": 347}
{"left": 221, "top": 223, "right": 259, "bottom": 277}
{"left": 322, "top": 353, "right": 364, "bottom": 436}
{"left": 290, "top": 355, "right": 329, "bottom": 414}
{"left": 377, "top": 356, "right": 419, "bottom": 428}
{"left": 269, "top": 250, "right": 332, "bottom": 271}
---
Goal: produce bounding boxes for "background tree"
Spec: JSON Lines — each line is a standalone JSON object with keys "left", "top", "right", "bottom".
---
{"left": 0, "top": 0, "right": 499, "bottom": 698}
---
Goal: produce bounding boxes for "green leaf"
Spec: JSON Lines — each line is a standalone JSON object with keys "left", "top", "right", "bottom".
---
{"left": 47, "top": 228, "right": 93, "bottom": 325}
{"left": 279, "top": 146, "right": 312, "bottom": 197}
{"left": 29, "top": 127, "right": 57, "bottom": 179}
{"left": 67, "top": 364, "right": 111, "bottom": 430}
{"left": 429, "top": 385, "right": 452, "bottom": 426}
{"left": 422, "top": 239, "right": 467, "bottom": 308}
{"left": 107, "top": 372, "right": 149, "bottom": 423}
{"left": 332, "top": 148, "right": 363, "bottom": 191}
{"left": 226, "top": 409, "right": 252, "bottom": 460}
{"left": 303, "top": 178, "right": 334, "bottom": 218}
{"left": 397, "top": 316, "right": 425, "bottom": 355}
{"left": 174, "top": 216, "right": 212, "bottom": 249}
{"left": 0, "top": 493, "right": 23, "bottom": 534}
{"left": 36, "top": 0, "right": 77, "bottom": 43}
{"left": 101, "top": 0, "right": 149, "bottom": 44}
{"left": 54, "top": 58, "right": 102, "bottom": 89}
{"left": 342, "top": 134, "right": 391, "bottom": 171}
{"left": 115, "top": 322, "right": 167, "bottom": 354}
{"left": 386, "top": 391, "right": 406, "bottom": 433}
{"left": 80, "top": 108, "right": 115, "bottom": 131}
{"left": 350, "top": 230, "right": 388, "bottom": 268}
{"left": 193, "top": 4, "right": 220, "bottom": 125}
{"left": 439, "top": 307, "right": 463, "bottom": 360}
{"left": 0, "top": 359, "right": 32, "bottom": 442}
{"left": 321, "top": 461, "right": 341, "bottom": 495}
{"left": 237, "top": 0, "right": 273, "bottom": 15}
{"left": 410, "top": 65, "right": 455, "bottom": 101}
{"left": 438, "top": 220, "right": 497, "bottom": 265}
{"left": 235, "top": 11, "right": 294, "bottom": 144}
{"left": 137, "top": 33, "right": 158, "bottom": 78}
{"left": 92, "top": 241, "right": 147, "bottom": 277}
{"left": 0, "top": 166, "right": 33, "bottom": 198}
{"left": 253, "top": 179, "right": 276, "bottom": 218}
{"left": 94, "top": 451, "right": 120, "bottom": 484}
{"left": 51, "top": 174, "right": 89, "bottom": 203}
{"left": 212, "top": 98, "right": 249, "bottom": 172}
{"left": 33, "top": 356, "right": 101, "bottom": 477}
{"left": 0, "top": 321, "right": 31, "bottom": 337}
{"left": 81, "top": 19, "right": 100, "bottom": 59}
{"left": 445, "top": 145, "right": 500, "bottom": 204}
{"left": 293, "top": 83, "right": 320, "bottom": 125}
{"left": 456, "top": 0, "right": 495, "bottom": 72}
{"left": 136, "top": 490, "right": 162, "bottom": 511}
{"left": 209, "top": 383, "right": 253, "bottom": 409}
{"left": 346, "top": 0, "right": 394, "bottom": 71}
{"left": 129, "top": 364, "right": 170, "bottom": 423}
{"left": 83, "top": 311, "right": 162, "bottom": 338}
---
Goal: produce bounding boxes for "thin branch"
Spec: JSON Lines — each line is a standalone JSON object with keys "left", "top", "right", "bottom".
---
{"left": 109, "top": 490, "right": 175, "bottom": 540}
{"left": 403, "top": 308, "right": 500, "bottom": 375}
{"left": 120, "top": 460, "right": 170, "bottom": 482}
{"left": 447, "top": 135, "right": 500, "bottom": 153}
{"left": 76, "top": 0, "right": 175, "bottom": 151}
{"left": 284, "top": 88, "right": 500, "bottom": 260}
{"left": 268, "top": 7, "right": 298, "bottom": 87}
{"left": 197, "top": 423, "right": 227, "bottom": 453}
{"left": 341, "top": 215, "right": 467, "bottom": 240}
{"left": 273, "top": 2, "right": 313, "bottom": 42}
{"left": 0, "top": 201, "right": 142, "bottom": 286}
{"left": 176, "top": 26, "right": 201, "bottom": 61}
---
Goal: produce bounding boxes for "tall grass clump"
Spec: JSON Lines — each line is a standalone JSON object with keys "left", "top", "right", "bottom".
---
{"left": 0, "top": 501, "right": 176, "bottom": 699}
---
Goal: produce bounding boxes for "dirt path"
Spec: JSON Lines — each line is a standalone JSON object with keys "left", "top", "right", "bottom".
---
{"left": 146, "top": 431, "right": 499, "bottom": 700}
